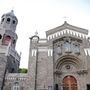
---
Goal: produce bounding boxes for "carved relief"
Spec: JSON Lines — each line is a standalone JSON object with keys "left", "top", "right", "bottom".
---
{"left": 54, "top": 40, "right": 63, "bottom": 56}
{"left": 63, "top": 37, "right": 72, "bottom": 53}
{"left": 53, "top": 37, "right": 81, "bottom": 57}
{"left": 61, "top": 64, "right": 75, "bottom": 72}
{"left": 73, "top": 41, "right": 80, "bottom": 54}
{"left": 64, "top": 42, "right": 71, "bottom": 53}
{"left": 56, "top": 45, "right": 62, "bottom": 55}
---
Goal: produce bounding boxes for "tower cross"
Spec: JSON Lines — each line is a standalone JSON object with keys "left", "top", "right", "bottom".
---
{"left": 63, "top": 16, "right": 69, "bottom": 22}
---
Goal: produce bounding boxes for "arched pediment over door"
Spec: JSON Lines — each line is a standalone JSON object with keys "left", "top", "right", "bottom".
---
{"left": 54, "top": 55, "right": 82, "bottom": 90}
{"left": 55, "top": 55, "right": 82, "bottom": 73}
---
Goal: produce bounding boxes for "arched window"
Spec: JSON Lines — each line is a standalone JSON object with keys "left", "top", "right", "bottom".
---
{"left": 6, "top": 18, "right": 11, "bottom": 24}
{"left": 13, "top": 82, "right": 19, "bottom": 90}
{"left": 13, "top": 20, "right": 16, "bottom": 24}
{"left": 2, "top": 35, "right": 11, "bottom": 45}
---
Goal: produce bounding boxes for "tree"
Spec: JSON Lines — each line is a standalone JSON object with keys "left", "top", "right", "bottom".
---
{"left": 18, "top": 68, "right": 28, "bottom": 73}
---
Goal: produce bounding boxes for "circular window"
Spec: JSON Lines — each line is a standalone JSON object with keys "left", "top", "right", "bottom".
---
{"left": 65, "top": 64, "right": 70, "bottom": 69}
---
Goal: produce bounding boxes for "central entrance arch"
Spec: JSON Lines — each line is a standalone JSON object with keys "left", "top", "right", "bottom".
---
{"left": 63, "top": 75, "right": 78, "bottom": 90}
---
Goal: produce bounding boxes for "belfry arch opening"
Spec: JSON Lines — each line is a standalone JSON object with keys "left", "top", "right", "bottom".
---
{"left": 2, "top": 35, "right": 11, "bottom": 45}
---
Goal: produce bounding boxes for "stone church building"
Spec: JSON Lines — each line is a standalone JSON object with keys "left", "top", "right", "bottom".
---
{"left": 0, "top": 11, "right": 90, "bottom": 90}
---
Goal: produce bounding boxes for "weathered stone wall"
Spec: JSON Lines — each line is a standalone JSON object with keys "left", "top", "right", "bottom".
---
{"left": 0, "top": 54, "right": 7, "bottom": 90}
{"left": 4, "top": 73, "right": 28, "bottom": 90}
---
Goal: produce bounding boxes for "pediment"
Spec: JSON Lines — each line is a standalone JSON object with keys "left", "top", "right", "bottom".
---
{"left": 46, "top": 21, "right": 88, "bottom": 36}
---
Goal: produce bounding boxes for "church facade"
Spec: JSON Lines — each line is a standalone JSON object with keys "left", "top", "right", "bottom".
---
{"left": 0, "top": 11, "right": 90, "bottom": 90}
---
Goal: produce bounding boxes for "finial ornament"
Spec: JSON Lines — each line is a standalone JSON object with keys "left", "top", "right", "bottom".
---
{"left": 63, "top": 16, "right": 69, "bottom": 22}
{"left": 11, "top": 10, "right": 14, "bottom": 14}
{"left": 11, "top": 10, "right": 14, "bottom": 12}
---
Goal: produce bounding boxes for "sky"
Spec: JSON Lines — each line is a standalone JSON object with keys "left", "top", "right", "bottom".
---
{"left": 0, "top": 0, "right": 90, "bottom": 68}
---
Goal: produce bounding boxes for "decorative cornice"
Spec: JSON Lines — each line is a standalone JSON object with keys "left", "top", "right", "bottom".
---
{"left": 47, "top": 29, "right": 88, "bottom": 41}
{"left": 77, "top": 70, "right": 88, "bottom": 75}
{"left": 54, "top": 69, "right": 62, "bottom": 75}
{"left": 46, "top": 22, "right": 88, "bottom": 36}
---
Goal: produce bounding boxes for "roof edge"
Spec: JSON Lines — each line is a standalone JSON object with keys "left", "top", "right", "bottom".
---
{"left": 46, "top": 22, "right": 88, "bottom": 36}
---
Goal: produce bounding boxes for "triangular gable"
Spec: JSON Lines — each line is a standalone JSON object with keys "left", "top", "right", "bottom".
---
{"left": 46, "top": 21, "right": 88, "bottom": 36}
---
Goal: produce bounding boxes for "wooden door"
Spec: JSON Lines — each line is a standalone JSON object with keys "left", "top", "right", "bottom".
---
{"left": 63, "top": 76, "right": 78, "bottom": 90}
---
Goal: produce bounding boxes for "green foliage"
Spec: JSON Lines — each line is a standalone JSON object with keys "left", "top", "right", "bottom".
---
{"left": 18, "top": 68, "right": 28, "bottom": 73}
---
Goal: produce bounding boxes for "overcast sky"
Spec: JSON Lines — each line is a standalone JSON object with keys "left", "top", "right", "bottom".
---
{"left": 0, "top": 0, "right": 90, "bottom": 68}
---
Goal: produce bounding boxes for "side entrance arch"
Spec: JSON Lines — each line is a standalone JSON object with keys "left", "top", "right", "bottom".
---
{"left": 63, "top": 75, "right": 78, "bottom": 90}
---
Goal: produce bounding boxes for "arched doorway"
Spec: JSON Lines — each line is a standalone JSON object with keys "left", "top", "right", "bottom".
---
{"left": 63, "top": 75, "right": 78, "bottom": 90}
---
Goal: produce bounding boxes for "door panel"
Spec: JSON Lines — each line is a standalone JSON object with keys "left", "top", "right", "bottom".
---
{"left": 63, "top": 76, "right": 78, "bottom": 90}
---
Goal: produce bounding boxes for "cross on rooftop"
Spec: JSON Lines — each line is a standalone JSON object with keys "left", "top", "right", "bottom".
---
{"left": 63, "top": 16, "right": 69, "bottom": 22}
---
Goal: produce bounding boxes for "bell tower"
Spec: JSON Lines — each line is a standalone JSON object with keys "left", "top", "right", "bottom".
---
{"left": 0, "top": 10, "right": 18, "bottom": 32}
{"left": 0, "top": 10, "right": 18, "bottom": 48}
{"left": 0, "top": 10, "right": 20, "bottom": 89}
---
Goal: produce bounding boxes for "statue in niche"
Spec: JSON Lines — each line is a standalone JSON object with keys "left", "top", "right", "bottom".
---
{"left": 54, "top": 40, "right": 63, "bottom": 55}
{"left": 73, "top": 41, "right": 80, "bottom": 54}
{"left": 63, "top": 38, "right": 71, "bottom": 53}
{"left": 56, "top": 44, "right": 62, "bottom": 55}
